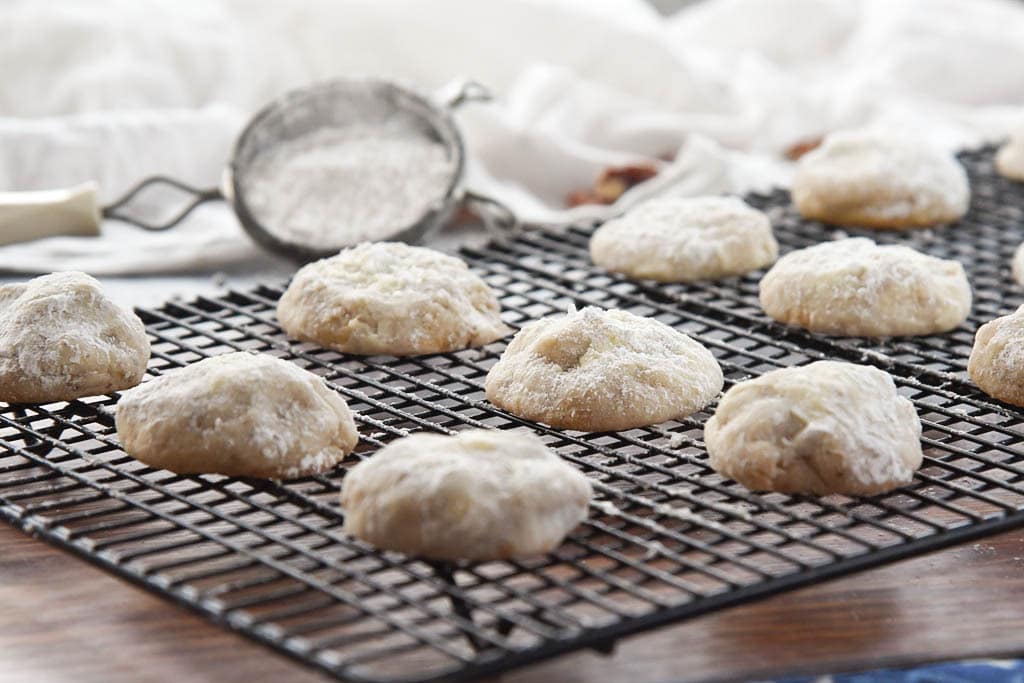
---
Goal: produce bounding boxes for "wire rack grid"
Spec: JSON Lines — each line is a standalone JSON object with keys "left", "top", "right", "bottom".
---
{"left": 2, "top": 147, "right": 1024, "bottom": 683}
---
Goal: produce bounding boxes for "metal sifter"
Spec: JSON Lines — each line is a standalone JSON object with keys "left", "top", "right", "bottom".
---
{"left": 0, "top": 78, "right": 517, "bottom": 261}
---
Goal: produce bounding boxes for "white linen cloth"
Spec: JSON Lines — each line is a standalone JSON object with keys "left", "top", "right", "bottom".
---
{"left": 1, "top": 0, "right": 1023, "bottom": 274}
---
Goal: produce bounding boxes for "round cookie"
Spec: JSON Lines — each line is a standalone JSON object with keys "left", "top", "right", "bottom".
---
{"left": 792, "top": 130, "right": 970, "bottom": 229}
{"left": 0, "top": 271, "right": 149, "bottom": 403}
{"left": 758, "top": 237, "right": 972, "bottom": 337}
{"left": 116, "top": 352, "right": 358, "bottom": 478}
{"left": 341, "top": 429, "right": 592, "bottom": 561}
{"left": 277, "top": 242, "right": 509, "bottom": 356}
{"left": 485, "top": 307, "right": 723, "bottom": 432}
{"left": 705, "top": 361, "right": 922, "bottom": 496}
{"left": 1013, "top": 243, "right": 1024, "bottom": 286}
{"left": 968, "top": 305, "right": 1024, "bottom": 406}
{"left": 996, "top": 127, "right": 1024, "bottom": 182}
{"left": 589, "top": 196, "right": 778, "bottom": 282}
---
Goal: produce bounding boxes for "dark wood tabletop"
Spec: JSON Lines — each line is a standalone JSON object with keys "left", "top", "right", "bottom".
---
{"left": 3, "top": 522, "right": 1023, "bottom": 683}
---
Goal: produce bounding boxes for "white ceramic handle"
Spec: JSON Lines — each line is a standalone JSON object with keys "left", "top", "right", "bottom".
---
{"left": 0, "top": 182, "right": 102, "bottom": 246}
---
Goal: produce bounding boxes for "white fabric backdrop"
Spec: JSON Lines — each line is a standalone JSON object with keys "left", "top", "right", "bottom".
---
{"left": 1, "top": 0, "right": 1023, "bottom": 273}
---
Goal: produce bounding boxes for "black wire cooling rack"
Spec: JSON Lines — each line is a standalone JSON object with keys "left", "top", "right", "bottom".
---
{"left": 3, "top": 147, "right": 1024, "bottom": 683}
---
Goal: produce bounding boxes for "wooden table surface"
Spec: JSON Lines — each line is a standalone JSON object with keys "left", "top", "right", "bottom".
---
{"left": 3, "top": 522, "right": 1024, "bottom": 683}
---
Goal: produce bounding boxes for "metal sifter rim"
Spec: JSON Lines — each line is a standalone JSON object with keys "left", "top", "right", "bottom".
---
{"left": 226, "top": 77, "right": 473, "bottom": 262}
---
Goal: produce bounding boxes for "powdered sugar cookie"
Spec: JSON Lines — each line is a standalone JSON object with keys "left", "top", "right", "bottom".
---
{"left": 996, "top": 127, "right": 1024, "bottom": 182}
{"left": 968, "top": 306, "right": 1024, "bottom": 407}
{"left": 341, "top": 429, "right": 591, "bottom": 561}
{"left": 792, "top": 130, "right": 970, "bottom": 229}
{"left": 0, "top": 272, "right": 149, "bottom": 403}
{"left": 706, "top": 361, "right": 922, "bottom": 496}
{"left": 1012, "top": 243, "right": 1024, "bottom": 286}
{"left": 590, "top": 196, "right": 778, "bottom": 282}
{"left": 277, "top": 242, "right": 509, "bottom": 356}
{"left": 759, "top": 238, "right": 971, "bottom": 337}
{"left": 116, "top": 352, "right": 358, "bottom": 478}
{"left": 485, "top": 307, "right": 723, "bottom": 431}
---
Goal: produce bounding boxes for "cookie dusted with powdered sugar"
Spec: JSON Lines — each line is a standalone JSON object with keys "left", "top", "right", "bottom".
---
{"left": 277, "top": 242, "right": 509, "bottom": 356}
{"left": 341, "top": 429, "right": 591, "bottom": 561}
{"left": 792, "top": 130, "right": 970, "bottom": 229}
{"left": 590, "top": 196, "right": 778, "bottom": 282}
{"left": 485, "top": 307, "right": 723, "bottom": 432}
{"left": 116, "top": 352, "right": 358, "bottom": 478}
{"left": 968, "top": 306, "right": 1024, "bottom": 407}
{"left": 996, "top": 126, "right": 1024, "bottom": 182}
{"left": 706, "top": 361, "right": 922, "bottom": 496}
{"left": 1012, "top": 243, "right": 1024, "bottom": 286}
{"left": 0, "top": 272, "right": 149, "bottom": 403}
{"left": 759, "top": 238, "right": 971, "bottom": 337}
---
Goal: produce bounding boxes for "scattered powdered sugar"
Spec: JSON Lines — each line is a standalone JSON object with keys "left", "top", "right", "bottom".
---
{"left": 463, "top": 346, "right": 489, "bottom": 362}
{"left": 592, "top": 499, "right": 622, "bottom": 516}
{"left": 665, "top": 485, "right": 694, "bottom": 497}
{"left": 667, "top": 432, "right": 687, "bottom": 449}
{"left": 642, "top": 541, "right": 670, "bottom": 561}
{"left": 650, "top": 503, "right": 730, "bottom": 532}
{"left": 242, "top": 123, "right": 455, "bottom": 250}
{"left": 714, "top": 502, "right": 754, "bottom": 522}
{"left": 859, "top": 349, "right": 894, "bottom": 368}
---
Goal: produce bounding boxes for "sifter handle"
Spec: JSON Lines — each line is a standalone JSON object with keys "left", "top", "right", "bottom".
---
{"left": 435, "top": 79, "right": 493, "bottom": 110}
{"left": 463, "top": 190, "right": 520, "bottom": 242}
{"left": 0, "top": 175, "right": 224, "bottom": 247}
{"left": 0, "top": 182, "right": 102, "bottom": 246}
{"left": 103, "top": 175, "right": 222, "bottom": 231}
